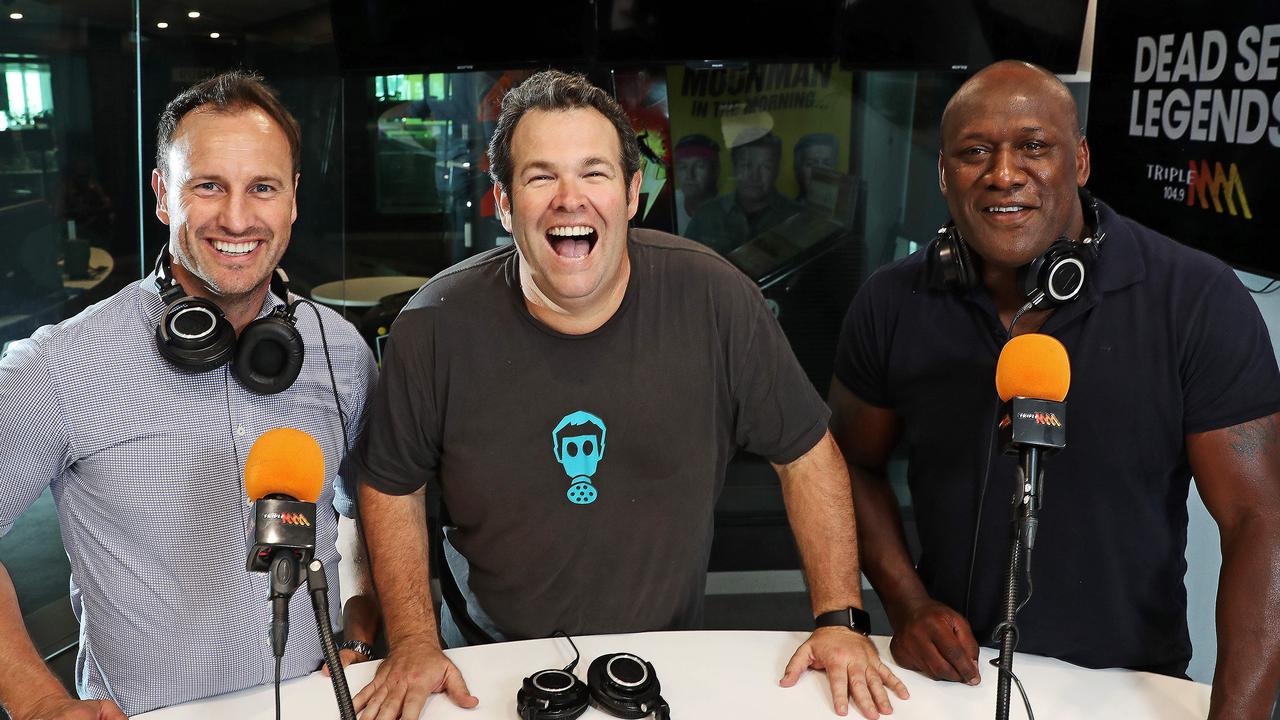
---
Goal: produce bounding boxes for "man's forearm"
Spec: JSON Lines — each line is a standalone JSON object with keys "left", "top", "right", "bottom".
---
{"left": 357, "top": 483, "right": 439, "bottom": 649}
{"left": 1210, "top": 515, "right": 1280, "bottom": 719}
{"left": 775, "top": 431, "right": 863, "bottom": 614}
{"left": 846, "top": 463, "right": 932, "bottom": 621}
{"left": 0, "top": 561, "right": 71, "bottom": 719}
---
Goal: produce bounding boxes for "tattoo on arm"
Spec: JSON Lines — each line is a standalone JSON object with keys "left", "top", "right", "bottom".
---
{"left": 1227, "top": 415, "right": 1278, "bottom": 460}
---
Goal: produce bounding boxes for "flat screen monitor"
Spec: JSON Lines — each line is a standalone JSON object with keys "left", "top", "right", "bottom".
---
{"left": 595, "top": 0, "right": 841, "bottom": 65}
{"left": 331, "top": 0, "right": 594, "bottom": 73}
{"left": 840, "top": 0, "right": 1088, "bottom": 73}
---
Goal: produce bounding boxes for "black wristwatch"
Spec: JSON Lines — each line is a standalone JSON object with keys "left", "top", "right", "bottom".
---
{"left": 339, "top": 639, "right": 374, "bottom": 660}
{"left": 814, "top": 606, "right": 872, "bottom": 636}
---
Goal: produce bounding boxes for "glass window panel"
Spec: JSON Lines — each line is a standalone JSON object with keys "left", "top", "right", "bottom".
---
{"left": 0, "top": 1, "right": 140, "bottom": 641}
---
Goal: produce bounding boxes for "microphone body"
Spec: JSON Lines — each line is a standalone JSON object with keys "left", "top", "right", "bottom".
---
{"left": 248, "top": 495, "right": 316, "bottom": 573}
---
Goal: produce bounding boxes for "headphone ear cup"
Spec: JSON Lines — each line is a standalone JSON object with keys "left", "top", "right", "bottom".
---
{"left": 234, "top": 313, "right": 305, "bottom": 394}
{"left": 155, "top": 296, "right": 236, "bottom": 372}
{"left": 587, "top": 653, "right": 664, "bottom": 720}
{"left": 516, "top": 669, "right": 589, "bottom": 720}
{"left": 1021, "top": 240, "right": 1089, "bottom": 309}
{"left": 926, "top": 227, "right": 980, "bottom": 291}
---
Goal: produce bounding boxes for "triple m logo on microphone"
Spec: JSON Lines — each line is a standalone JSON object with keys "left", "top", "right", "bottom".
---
{"left": 1017, "top": 411, "right": 1062, "bottom": 428}
{"left": 262, "top": 512, "right": 312, "bottom": 527}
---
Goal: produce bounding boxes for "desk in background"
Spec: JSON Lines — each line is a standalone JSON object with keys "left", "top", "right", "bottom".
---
{"left": 311, "top": 276, "right": 429, "bottom": 309}
{"left": 135, "top": 631, "right": 1209, "bottom": 719}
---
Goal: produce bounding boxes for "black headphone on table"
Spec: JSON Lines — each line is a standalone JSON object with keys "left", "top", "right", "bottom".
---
{"left": 153, "top": 247, "right": 305, "bottom": 394}
{"left": 925, "top": 189, "right": 1105, "bottom": 311}
{"left": 518, "top": 634, "right": 670, "bottom": 720}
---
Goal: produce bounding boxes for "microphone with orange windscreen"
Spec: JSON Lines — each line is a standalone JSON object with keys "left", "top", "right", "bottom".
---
{"left": 996, "top": 333, "right": 1069, "bottom": 452}
{"left": 990, "top": 334, "right": 1070, "bottom": 720}
{"left": 245, "top": 427, "right": 324, "bottom": 573}
{"left": 244, "top": 428, "right": 325, "bottom": 664}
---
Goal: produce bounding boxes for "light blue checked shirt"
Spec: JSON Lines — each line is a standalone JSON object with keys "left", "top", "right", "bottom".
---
{"left": 0, "top": 275, "right": 377, "bottom": 716}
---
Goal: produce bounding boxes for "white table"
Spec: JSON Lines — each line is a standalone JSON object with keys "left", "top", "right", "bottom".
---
{"left": 136, "top": 631, "right": 1209, "bottom": 719}
{"left": 310, "top": 276, "right": 429, "bottom": 308}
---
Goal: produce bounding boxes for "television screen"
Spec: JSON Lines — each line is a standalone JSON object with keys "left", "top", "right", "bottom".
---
{"left": 595, "top": 0, "right": 841, "bottom": 65}
{"left": 331, "top": 0, "right": 594, "bottom": 73}
{"left": 840, "top": 0, "right": 1089, "bottom": 73}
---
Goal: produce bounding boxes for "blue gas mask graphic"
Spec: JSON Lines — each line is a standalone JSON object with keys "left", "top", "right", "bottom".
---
{"left": 552, "top": 410, "right": 607, "bottom": 505}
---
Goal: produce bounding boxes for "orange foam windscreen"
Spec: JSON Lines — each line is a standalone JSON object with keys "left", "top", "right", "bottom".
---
{"left": 995, "top": 333, "right": 1071, "bottom": 403}
{"left": 244, "top": 427, "right": 324, "bottom": 503}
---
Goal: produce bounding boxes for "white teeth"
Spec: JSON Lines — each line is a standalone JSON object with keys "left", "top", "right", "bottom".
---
{"left": 986, "top": 206, "right": 1028, "bottom": 213}
{"left": 547, "top": 225, "right": 594, "bottom": 237}
{"left": 213, "top": 240, "right": 259, "bottom": 254}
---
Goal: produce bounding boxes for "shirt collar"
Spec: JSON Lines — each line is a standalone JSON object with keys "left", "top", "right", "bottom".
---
{"left": 139, "top": 271, "right": 286, "bottom": 325}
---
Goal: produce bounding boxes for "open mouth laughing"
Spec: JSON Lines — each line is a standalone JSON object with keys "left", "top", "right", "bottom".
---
{"left": 546, "top": 225, "right": 598, "bottom": 259}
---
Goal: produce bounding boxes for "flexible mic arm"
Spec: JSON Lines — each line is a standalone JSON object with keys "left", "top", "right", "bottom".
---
{"left": 306, "top": 559, "right": 357, "bottom": 720}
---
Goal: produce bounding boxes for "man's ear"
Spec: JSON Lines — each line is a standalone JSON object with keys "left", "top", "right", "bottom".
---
{"left": 1076, "top": 136, "right": 1091, "bottom": 187}
{"left": 937, "top": 151, "right": 948, "bottom": 195}
{"left": 291, "top": 173, "right": 300, "bottom": 224}
{"left": 626, "top": 170, "right": 641, "bottom": 220}
{"left": 151, "top": 168, "right": 171, "bottom": 226}
{"left": 495, "top": 183, "right": 513, "bottom": 233}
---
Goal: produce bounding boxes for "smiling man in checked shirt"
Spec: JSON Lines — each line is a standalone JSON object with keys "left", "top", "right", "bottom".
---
{"left": 0, "top": 71, "right": 379, "bottom": 718}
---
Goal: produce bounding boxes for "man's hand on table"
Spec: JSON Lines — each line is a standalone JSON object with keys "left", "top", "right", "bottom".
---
{"left": 15, "top": 694, "right": 126, "bottom": 720}
{"left": 780, "top": 627, "right": 910, "bottom": 719}
{"left": 887, "top": 598, "right": 981, "bottom": 685}
{"left": 352, "top": 633, "right": 477, "bottom": 719}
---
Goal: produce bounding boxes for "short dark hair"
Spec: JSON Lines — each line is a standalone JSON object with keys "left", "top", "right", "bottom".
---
{"left": 487, "top": 70, "right": 641, "bottom": 196}
{"left": 155, "top": 70, "right": 301, "bottom": 177}
{"left": 674, "top": 133, "right": 720, "bottom": 159}
{"left": 794, "top": 132, "right": 838, "bottom": 159}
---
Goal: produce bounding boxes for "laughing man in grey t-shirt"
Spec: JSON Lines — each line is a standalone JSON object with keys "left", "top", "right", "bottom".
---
{"left": 352, "top": 70, "right": 909, "bottom": 720}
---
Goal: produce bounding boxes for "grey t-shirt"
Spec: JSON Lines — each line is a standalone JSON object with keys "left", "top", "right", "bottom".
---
{"left": 356, "top": 229, "right": 828, "bottom": 644}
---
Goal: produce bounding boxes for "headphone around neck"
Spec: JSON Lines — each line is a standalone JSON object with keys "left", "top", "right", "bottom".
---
{"left": 925, "top": 189, "right": 1106, "bottom": 311}
{"left": 153, "top": 247, "right": 305, "bottom": 394}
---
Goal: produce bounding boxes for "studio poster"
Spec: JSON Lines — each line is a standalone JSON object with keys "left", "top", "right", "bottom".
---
{"left": 1088, "top": 0, "right": 1280, "bottom": 276}
{"left": 665, "top": 63, "right": 854, "bottom": 252}
{"left": 615, "top": 69, "right": 677, "bottom": 234}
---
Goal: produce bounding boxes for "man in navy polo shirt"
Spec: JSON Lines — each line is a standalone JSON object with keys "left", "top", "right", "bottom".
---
{"left": 830, "top": 60, "right": 1280, "bottom": 719}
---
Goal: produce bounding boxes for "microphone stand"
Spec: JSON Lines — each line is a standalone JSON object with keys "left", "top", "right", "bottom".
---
{"left": 993, "top": 395, "right": 1064, "bottom": 720}
{"left": 994, "top": 447, "right": 1042, "bottom": 720}
{"left": 306, "top": 559, "right": 357, "bottom": 720}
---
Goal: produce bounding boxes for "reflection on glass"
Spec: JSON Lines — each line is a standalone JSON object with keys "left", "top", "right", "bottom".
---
{"left": 0, "top": 3, "right": 138, "bottom": 651}
{"left": 0, "top": 11, "right": 138, "bottom": 350}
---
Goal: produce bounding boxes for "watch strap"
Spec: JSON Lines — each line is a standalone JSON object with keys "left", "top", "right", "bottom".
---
{"left": 339, "top": 639, "right": 374, "bottom": 660}
{"left": 814, "top": 606, "right": 872, "bottom": 636}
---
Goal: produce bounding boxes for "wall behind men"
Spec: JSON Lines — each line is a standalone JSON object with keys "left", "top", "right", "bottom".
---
{"left": 1183, "top": 269, "right": 1280, "bottom": 684}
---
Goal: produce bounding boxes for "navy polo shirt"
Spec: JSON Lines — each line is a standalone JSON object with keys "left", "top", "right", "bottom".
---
{"left": 835, "top": 200, "right": 1280, "bottom": 674}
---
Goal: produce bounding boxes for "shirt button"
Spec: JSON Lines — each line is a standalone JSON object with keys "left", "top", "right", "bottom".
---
{"left": 236, "top": 426, "right": 246, "bottom": 437}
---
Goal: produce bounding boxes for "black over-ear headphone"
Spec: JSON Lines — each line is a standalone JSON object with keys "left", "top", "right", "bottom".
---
{"left": 587, "top": 653, "right": 670, "bottom": 720}
{"left": 926, "top": 189, "right": 1105, "bottom": 310}
{"left": 518, "top": 632, "right": 591, "bottom": 720}
{"left": 154, "top": 247, "right": 305, "bottom": 394}
{"left": 517, "top": 635, "right": 670, "bottom": 720}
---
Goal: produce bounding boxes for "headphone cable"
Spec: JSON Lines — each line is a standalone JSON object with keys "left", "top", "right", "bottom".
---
{"left": 296, "top": 299, "right": 349, "bottom": 453}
